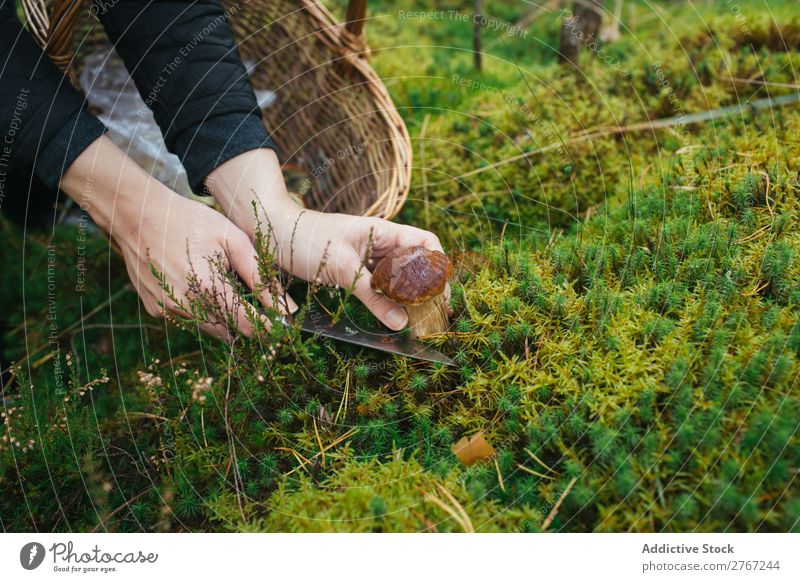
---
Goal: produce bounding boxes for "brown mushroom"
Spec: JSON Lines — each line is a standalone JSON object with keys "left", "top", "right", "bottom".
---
{"left": 370, "top": 246, "right": 452, "bottom": 338}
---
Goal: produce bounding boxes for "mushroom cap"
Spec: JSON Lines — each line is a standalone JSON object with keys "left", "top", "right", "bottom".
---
{"left": 370, "top": 246, "right": 452, "bottom": 306}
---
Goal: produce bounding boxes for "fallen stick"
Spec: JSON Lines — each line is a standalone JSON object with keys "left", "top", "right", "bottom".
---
{"left": 440, "top": 92, "right": 800, "bottom": 184}
{"left": 1, "top": 284, "right": 132, "bottom": 380}
{"left": 91, "top": 489, "right": 149, "bottom": 533}
{"left": 542, "top": 476, "right": 579, "bottom": 531}
{"left": 727, "top": 77, "right": 800, "bottom": 90}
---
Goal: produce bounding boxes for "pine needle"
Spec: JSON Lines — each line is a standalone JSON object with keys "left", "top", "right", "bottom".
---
{"left": 495, "top": 457, "right": 506, "bottom": 493}
{"left": 542, "top": 476, "right": 579, "bottom": 531}
{"left": 525, "top": 448, "right": 558, "bottom": 475}
{"left": 517, "top": 463, "right": 555, "bottom": 480}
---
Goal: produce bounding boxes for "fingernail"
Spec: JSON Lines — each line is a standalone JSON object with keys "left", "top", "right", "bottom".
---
{"left": 256, "top": 316, "right": 272, "bottom": 336}
{"left": 385, "top": 307, "right": 408, "bottom": 330}
{"left": 273, "top": 295, "right": 297, "bottom": 315}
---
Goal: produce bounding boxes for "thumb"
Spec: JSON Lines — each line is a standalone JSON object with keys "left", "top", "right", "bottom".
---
{"left": 349, "top": 264, "right": 408, "bottom": 331}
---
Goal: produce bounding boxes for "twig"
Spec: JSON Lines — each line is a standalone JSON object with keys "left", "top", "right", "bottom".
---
{"left": 541, "top": 476, "right": 579, "bottom": 531}
{"left": 281, "top": 427, "right": 359, "bottom": 476}
{"left": 275, "top": 447, "right": 312, "bottom": 471}
{"left": 313, "top": 418, "right": 325, "bottom": 467}
{"left": 436, "top": 483, "right": 474, "bottom": 533}
{"left": 432, "top": 93, "right": 800, "bottom": 185}
{"left": 424, "top": 496, "right": 469, "bottom": 531}
{"left": 2, "top": 285, "right": 132, "bottom": 378}
{"left": 91, "top": 489, "right": 149, "bottom": 533}
{"left": 473, "top": 0, "right": 482, "bottom": 72}
{"left": 525, "top": 448, "right": 558, "bottom": 474}
{"left": 517, "top": 463, "right": 555, "bottom": 480}
{"left": 727, "top": 77, "right": 800, "bottom": 90}
{"left": 759, "top": 170, "right": 773, "bottom": 217}
{"left": 222, "top": 344, "right": 246, "bottom": 521}
{"left": 495, "top": 457, "right": 506, "bottom": 493}
{"left": 737, "top": 224, "right": 770, "bottom": 244}
{"left": 126, "top": 411, "right": 170, "bottom": 423}
{"left": 334, "top": 371, "right": 350, "bottom": 425}
{"left": 423, "top": 486, "right": 474, "bottom": 533}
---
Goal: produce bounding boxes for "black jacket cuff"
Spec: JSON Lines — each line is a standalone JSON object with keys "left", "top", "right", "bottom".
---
{"left": 34, "top": 109, "right": 107, "bottom": 189}
{"left": 173, "top": 111, "right": 276, "bottom": 194}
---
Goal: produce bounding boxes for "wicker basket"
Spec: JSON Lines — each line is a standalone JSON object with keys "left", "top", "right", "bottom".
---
{"left": 22, "top": 0, "right": 412, "bottom": 219}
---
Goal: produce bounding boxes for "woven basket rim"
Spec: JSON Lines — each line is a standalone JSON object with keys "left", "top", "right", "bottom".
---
{"left": 298, "top": 0, "right": 412, "bottom": 218}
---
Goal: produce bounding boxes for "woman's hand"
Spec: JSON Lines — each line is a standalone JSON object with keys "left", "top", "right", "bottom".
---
{"left": 116, "top": 192, "right": 279, "bottom": 341}
{"left": 61, "top": 136, "right": 283, "bottom": 341}
{"left": 206, "top": 148, "right": 446, "bottom": 330}
{"left": 274, "top": 206, "right": 445, "bottom": 330}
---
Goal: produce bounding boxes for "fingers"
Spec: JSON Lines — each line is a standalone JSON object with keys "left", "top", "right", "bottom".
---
{"left": 368, "top": 219, "right": 445, "bottom": 259}
{"left": 192, "top": 277, "right": 269, "bottom": 342}
{"left": 213, "top": 285, "right": 261, "bottom": 341}
{"left": 361, "top": 219, "right": 452, "bottom": 315}
{"left": 137, "top": 265, "right": 270, "bottom": 343}
{"left": 348, "top": 261, "right": 409, "bottom": 331}
{"left": 227, "top": 234, "right": 298, "bottom": 314}
{"left": 388, "top": 221, "right": 445, "bottom": 253}
{"left": 199, "top": 321, "right": 235, "bottom": 343}
{"left": 134, "top": 264, "right": 193, "bottom": 322}
{"left": 141, "top": 291, "right": 234, "bottom": 341}
{"left": 142, "top": 282, "right": 262, "bottom": 342}
{"left": 418, "top": 229, "right": 445, "bottom": 254}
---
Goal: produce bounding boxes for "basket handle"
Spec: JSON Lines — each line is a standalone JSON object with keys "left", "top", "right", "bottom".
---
{"left": 20, "top": 0, "right": 81, "bottom": 77}
{"left": 344, "top": 0, "right": 367, "bottom": 37}
{"left": 336, "top": 0, "right": 368, "bottom": 77}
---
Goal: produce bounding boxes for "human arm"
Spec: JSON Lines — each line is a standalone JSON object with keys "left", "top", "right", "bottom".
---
{"left": 60, "top": 135, "right": 280, "bottom": 341}
{"left": 0, "top": 0, "right": 106, "bottom": 190}
{"left": 93, "top": 0, "right": 274, "bottom": 194}
{"left": 94, "top": 0, "right": 446, "bottom": 330}
{"left": 1, "top": 0, "right": 279, "bottom": 340}
{"left": 205, "top": 148, "right": 447, "bottom": 331}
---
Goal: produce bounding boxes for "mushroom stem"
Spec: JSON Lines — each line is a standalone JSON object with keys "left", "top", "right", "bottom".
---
{"left": 406, "top": 294, "right": 448, "bottom": 338}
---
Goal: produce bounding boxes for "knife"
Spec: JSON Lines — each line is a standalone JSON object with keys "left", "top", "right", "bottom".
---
{"left": 279, "top": 309, "right": 455, "bottom": 366}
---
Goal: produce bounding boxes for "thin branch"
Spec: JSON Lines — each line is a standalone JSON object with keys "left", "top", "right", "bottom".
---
{"left": 542, "top": 476, "right": 579, "bottom": 531}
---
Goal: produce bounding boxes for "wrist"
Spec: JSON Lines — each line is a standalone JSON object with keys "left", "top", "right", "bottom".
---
{"left": 204, "top": 148, "right": 298, "bottom": 233}
{"left": 60, "top": 135, "right": 175, "bottom": 242}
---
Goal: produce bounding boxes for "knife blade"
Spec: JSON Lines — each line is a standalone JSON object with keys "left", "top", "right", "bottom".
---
{"left": 279, "top": 310, "right": 455, "bottom": 366}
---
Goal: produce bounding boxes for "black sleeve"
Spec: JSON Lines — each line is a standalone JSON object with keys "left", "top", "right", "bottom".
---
{"left": 0, "top": 0, "right": 106, "bottom": 191}
{"left": 95, "top": 0, "right": 276, "bottom": 193}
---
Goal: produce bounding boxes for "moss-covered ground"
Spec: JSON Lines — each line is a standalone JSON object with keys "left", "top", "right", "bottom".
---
{"left": 2, "top": 0, "right": 799, "bottom": 532}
